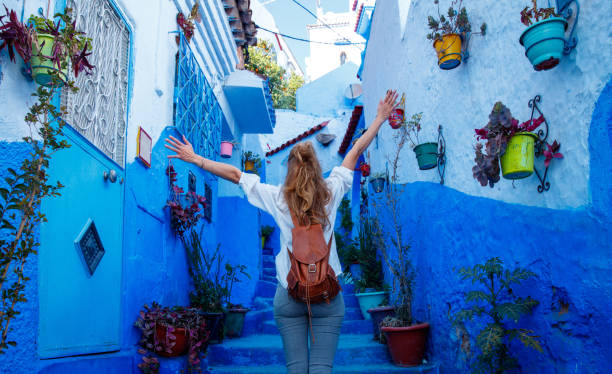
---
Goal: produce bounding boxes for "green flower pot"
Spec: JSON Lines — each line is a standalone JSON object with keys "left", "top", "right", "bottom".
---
{"left": 224, "top": 308, "right": 250, "bottom": 338}
{"left": 355, "top": 291, "right": 386, "bottom": 320}
{"left": 30, "top": 34, "right": 68, "bottom": 87}
{"left": 519, "top": 17, "right": 568, "bottom": 71}
{"left": 413, "top": 142, "right": 438, "bottom": 170}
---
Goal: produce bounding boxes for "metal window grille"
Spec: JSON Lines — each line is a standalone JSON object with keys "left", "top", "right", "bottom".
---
{"left": 61, "top": 0, "right": 130, "bottom": 167}
{"left": 174, "top": 34, "right": 222, "bottom": 161}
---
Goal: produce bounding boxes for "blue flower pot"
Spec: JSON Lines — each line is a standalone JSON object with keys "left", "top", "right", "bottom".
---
{"left": 369, "top": 177, "right": 385, "bottom": 193}
{"left": 355, "top": 291, "right": 386, "bottom": 320}
{"left": 519, "top": 17, "right": 568, "bottom": 71}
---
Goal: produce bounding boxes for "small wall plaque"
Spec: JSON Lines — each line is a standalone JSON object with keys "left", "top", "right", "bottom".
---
{"left": 74, "top": 219, "right": 106, "bottom": 275}
{"left": 137, "top": 126, "right": 152, "bottom": 168}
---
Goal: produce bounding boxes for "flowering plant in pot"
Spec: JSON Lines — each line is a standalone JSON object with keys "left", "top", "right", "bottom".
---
{"left": 357, "top": 161, "right": 371, "bottom": 177}
{"left": 369, "top": 172, "right": 386, "bottom": 193}
{"left": 0, "top": 6, "right": 94, "bottom": 86}
{"left": 222, "top": 262, "right": 251, "bottom": 338}
{"left": 243, "top": 151, "right": 262, "bottom": 175}
{"left": 165, "top": 163, "right": 207, "bottom": 237}
{"left": 134, "top": 302, "right": 209, "bottom": 373}
{"left": 519, "top": 0, "right": 567, "bottom": 71}
{"left": 427, "top": 0, "right": 486, "bottom": 70}
{"left": 176, "top": 3, "right": 200, "bottom": 44}
{"left": 472, "top": 101, "right": 562, "bottom": 188}
{"left": 453, "top": 257, "right": 542, "bottom": 373}
{"left": 371, "top": 121, "right": 429, "bottom": 367}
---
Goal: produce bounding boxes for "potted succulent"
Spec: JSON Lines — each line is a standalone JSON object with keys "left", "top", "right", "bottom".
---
{"left": 371, "top": 122, "right": 430, "bottom": 367}
{"left": 427, "top": 0, "right": 486, "bottom": 70}
{"left": 259, "top": 225, "right": 275, "bottom": 249}
{"left": 472, "top": 102, "right": 563, "bottom": 188}
{"left": 243, "top": 151, "right": 262, "bottom": 175}
{"left": 134, "top": 302, "right": 209, "bottom": 373}
{"left": 453, "top": 257, "right": 542, "bottom": 372}
{"left": 182, "top": 230, "right": 228, "bottom": 345}
{"left": 222, "top": 263, "right": 251, "bottom": 338}
{"left": 520, "top": 1, "right": 567, "bottom": 71}
{"left": 400, "top": 112, "right": 440, "bottom": 170}
{"left": 354, "top": 218, "right": 387, "bottom": 321}
{"left": 220, "top": 140, "right": 238, "bottom": 158}
{"left": 369, "top": 172, "right": 386, "bottom": 193}
{"left": 0, "top": 7, "right": 94, "bottom": 87}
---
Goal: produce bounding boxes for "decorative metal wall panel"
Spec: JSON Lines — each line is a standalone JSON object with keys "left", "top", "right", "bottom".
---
{"left": 62, "top": 0, "right": 130, "bottom": 167}
{"left": 174, "top": 34, "right": 222, "bottom": 162}
{"left": 74, "top": 219, "right": 105, "bottom": 275}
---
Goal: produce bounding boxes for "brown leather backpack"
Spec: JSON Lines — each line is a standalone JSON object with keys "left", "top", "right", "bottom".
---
{"left": 286, "top": 211, "right": 341, "bottom": 341}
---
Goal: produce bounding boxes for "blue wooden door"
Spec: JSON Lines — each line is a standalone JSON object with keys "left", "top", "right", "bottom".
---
{"left": 38, "top": 0, "right": 131, "bottom": 358}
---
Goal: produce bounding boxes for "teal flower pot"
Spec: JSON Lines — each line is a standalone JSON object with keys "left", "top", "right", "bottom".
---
{"left": 355, "top": 291, "right": 386, "bottom": 320}
{"left": 224, "top": 308, "right": 249, "bottom": 338}
{"left": 413, "top": 142, "right": 438, "bottom": 170}
{"left": 520, "top": 17, "right": 568, "bottom": 71}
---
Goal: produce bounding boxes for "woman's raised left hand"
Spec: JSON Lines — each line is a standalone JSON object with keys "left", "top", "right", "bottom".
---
{"left": 165, "top": 135, "right": 199, "bottom": 163}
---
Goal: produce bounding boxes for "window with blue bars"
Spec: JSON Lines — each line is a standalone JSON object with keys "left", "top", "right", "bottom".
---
{"left": 174, "top": 34, "right": 222, "bottom": 162}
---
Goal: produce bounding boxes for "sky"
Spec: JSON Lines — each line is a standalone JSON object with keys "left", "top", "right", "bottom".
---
{"left": 260, "top": 0, "right": 349, "bottom": 74}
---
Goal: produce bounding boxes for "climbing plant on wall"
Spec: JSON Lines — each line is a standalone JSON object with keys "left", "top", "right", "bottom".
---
{"left": 245, "top": 40, "right": 304, "bottom": 110}
{"left": 0, "top": 7, "right": 93, "bottom": 352}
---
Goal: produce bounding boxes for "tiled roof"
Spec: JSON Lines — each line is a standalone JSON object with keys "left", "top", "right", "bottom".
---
{"left": 265, "top": 121, "right": 329, "bottom": 157}
{"left": 354, "top": 4, "right": 364, "bottom": 32}
{"left": 352, "top": 0, "right": 359, "bottom": 11}
{"left": 338, "top": 106, "right": 363, "bottom": 154}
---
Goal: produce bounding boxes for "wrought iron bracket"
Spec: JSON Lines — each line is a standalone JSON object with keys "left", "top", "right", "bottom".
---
{"left": 437, "top": 125, "right": 446, "bottom": 185}
{"left": 556, "top": 0, "right": 579, "bottom": 54}
{"left": 527, "top": 95, "right": 558, "bottom": 193}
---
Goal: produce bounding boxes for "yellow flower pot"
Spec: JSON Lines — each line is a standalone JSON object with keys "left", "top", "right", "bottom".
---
{"left": 433, "top": 34, "right": 462, "bottom": 70}
{"left": 30, "top": 34, "right": 68, "bottom": 87}
{"left": 244, "top": 160, "right": 255, "bottom": 172}
{"left": 501, "top": 132, "right": 537, "bottom": 180}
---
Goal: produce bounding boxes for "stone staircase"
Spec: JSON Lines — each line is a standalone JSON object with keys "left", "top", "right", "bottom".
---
{"left": 206, "top": 245, "right": 439, "bottom": 373}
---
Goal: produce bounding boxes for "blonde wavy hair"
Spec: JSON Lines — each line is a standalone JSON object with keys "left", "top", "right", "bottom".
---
{"left": 283, "top": 141, "right": 331, "bottom": 228}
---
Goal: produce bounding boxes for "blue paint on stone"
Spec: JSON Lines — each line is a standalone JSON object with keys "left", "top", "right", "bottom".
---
{"left": 0, "top": 141, "right": 38, "bottom": 374}
{"left": 370, "top": 78, "right": 612, "bottom": 373}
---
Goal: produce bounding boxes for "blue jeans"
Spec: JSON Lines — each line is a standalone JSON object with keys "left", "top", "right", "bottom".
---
{"left": 273, "top": 285, "right": 345, "bottom": 374}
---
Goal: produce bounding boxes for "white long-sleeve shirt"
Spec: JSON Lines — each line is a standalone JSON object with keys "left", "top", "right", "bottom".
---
{"left": 238, "top": 166, "right": 354, "bottom": 289}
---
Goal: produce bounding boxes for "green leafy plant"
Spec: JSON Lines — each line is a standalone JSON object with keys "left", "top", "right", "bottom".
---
{"left": 259, "top": 225, "right": 275, "bottom": 242}
{"left": 520, "top": 0, "right": 557, "bottom": 26}
{"left": 165, "top": 163, "right": 207, "bottom": 238}
{"left": 0, "top": 7, "right": 94, "bottom": 353}
{"left": 354, "top": 217, "right": 384, "bottom": 293}
{"left": 453, "top": 257, "right": 542, "bottom": 373}
{"left": 427, "top": 0, "right": 486, "bottom": 42}
{"left": 245, "top": 40, "right": 304, "bottom": 110}
{"left": 222, "top": 262, "right": 250, "bottom": 307}
{"left": 243, "top": 151, "right": 262, "bottom": 176}
{"left": 372, "top": 116, "right": 415, "bottom": 326}
{"left": 335, "top": 197, "right": 358, "bottom": 276}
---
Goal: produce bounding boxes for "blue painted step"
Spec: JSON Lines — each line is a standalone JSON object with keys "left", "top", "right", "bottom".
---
{"left": 262, "top": 247, "right": 273, "bottom": 255}
{"left": 207, "top": 334, "right": 393, "bottom": 366}
{"left": 241, "top": 307, "right": 274, "bottom": 336}
{"left": 207, "top": 363, "right": 440, "bottom": 374}
{"left": 262, "top": 267, "right": 275, "bottom": 277}
{"left": 260, "top": 318, "right": 372, "bottom": 335}
{"left": 251, "top": 297, "right": 273, "bottom": 310}
{"left": 254, "top": 280, "right": 277, "bottom": 298}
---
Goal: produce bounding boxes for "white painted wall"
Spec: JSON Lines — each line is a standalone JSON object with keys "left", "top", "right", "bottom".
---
{"left": 361, "top": 0, "right": 612, "bottom": 209}
{"left": 305, "top": 9, "right": 364, "bottom": 82}
{"left": 0, "top": 0, "right": 243, "bottom": 173}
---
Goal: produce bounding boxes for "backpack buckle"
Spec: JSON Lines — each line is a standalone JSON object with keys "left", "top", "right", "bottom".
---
{"left": 308, "top": 264, "right": 316, "bottom": 273}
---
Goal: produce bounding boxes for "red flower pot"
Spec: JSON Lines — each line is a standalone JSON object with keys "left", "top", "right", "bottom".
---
{"left": 155, "top": 323, "right": 189, "bottom": 357}
{"left": 389, "top": 108, "right": 404, "bottom": 129}
{"left": 381, "top": 322, "right": 429, "bottom": 367}
{"left": 367, "top": 306, "right": 395, "bottom": 340}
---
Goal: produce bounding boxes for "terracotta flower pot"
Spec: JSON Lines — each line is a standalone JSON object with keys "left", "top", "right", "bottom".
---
{"left": 155, "top": 323, "right": 189, "bottom": 357}
{"left": 381, "top": 322, "right": 430, "bottom": 367}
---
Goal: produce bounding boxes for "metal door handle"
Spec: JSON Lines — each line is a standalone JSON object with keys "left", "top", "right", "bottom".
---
{"left": 103, "top": 169, "right": 117, "bottom": 183}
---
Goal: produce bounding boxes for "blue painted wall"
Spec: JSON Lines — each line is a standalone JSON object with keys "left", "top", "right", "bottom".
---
{"left": 370, "top": 80, "right": 612, "bottom": 373}
{"left": 0, "top": 141, "right": 38, "bottom": 374}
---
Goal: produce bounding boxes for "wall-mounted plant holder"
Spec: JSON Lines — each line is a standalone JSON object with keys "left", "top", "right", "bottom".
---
{"left": 411, "top": 126, "right": 446, "bottom": 184}
{"left": 388, "top": 93, "right": 406, "bottom": 129}
{"left": 526, "top": 95, "right": 561, "bottom": 193}
{"left": 220, "top": 141, "right": 235, "bottom": 158}
{"left": 557, "top": 0, "right": 579, "bottom": 54}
